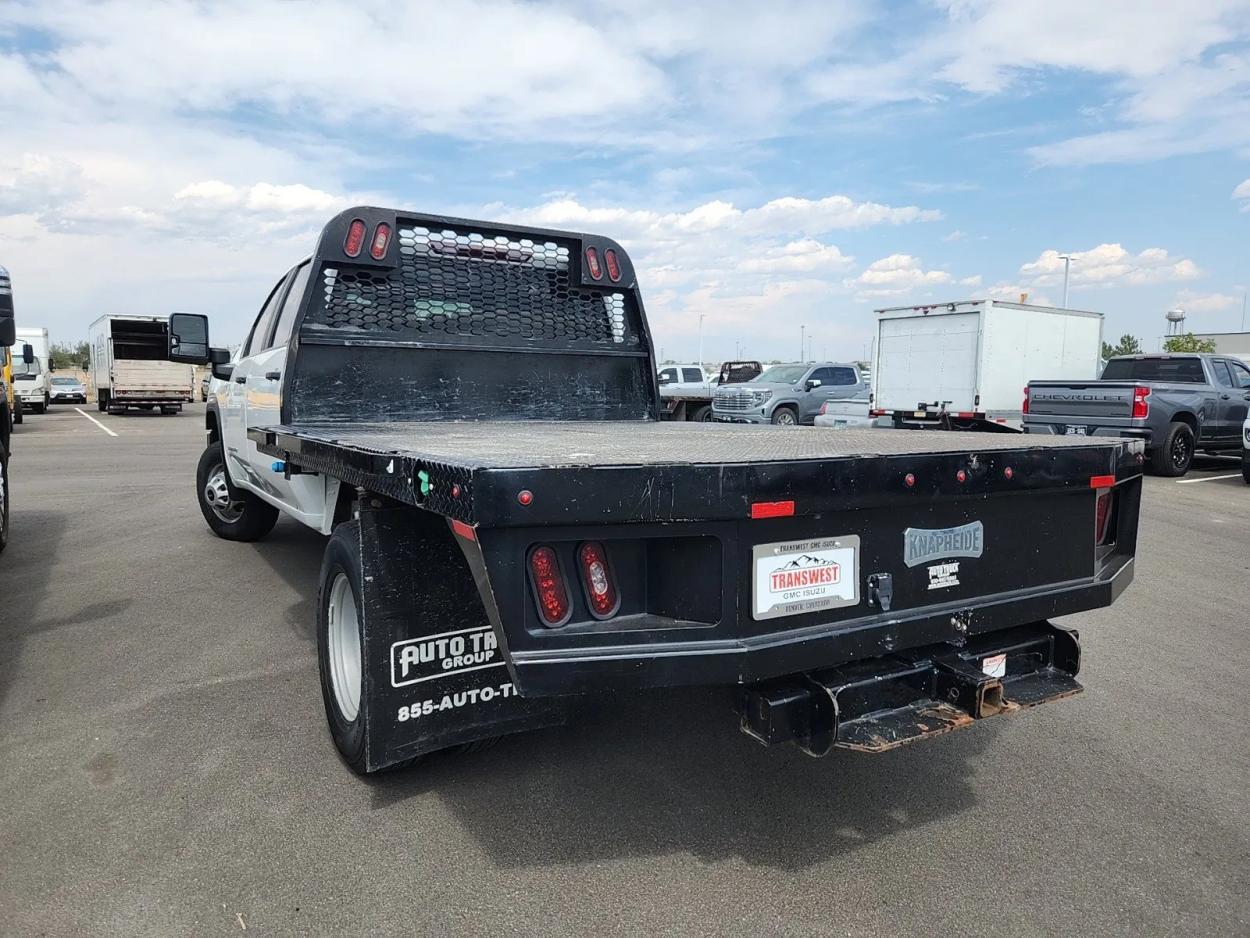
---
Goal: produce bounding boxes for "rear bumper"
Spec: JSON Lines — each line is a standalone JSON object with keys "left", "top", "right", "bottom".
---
{"left": 509, "top": 555, "right": 1133, "bottom": 695}
{"left": 1024, "top": 420, "right": 1152, "bottom": 446}
{"left": 739, "top": 620, "right": 1082, "bottom": 755}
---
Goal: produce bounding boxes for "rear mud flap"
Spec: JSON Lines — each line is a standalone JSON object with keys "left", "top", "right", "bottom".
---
{"left": 358, "top": 502, "right": 563, "bottom": 772}
{"left": 739, "top": 621, "right": 1081, "bottom": 756}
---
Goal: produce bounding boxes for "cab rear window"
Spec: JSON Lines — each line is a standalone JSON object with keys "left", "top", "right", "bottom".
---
{"left": 1101, "top": 358, "right": 1205, "bottom": 383}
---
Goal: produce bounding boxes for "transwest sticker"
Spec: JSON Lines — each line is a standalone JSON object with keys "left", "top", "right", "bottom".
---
{"left": 903, "top": 521, "right": 984, "bottom": 568}
{"left": 390, "top": 625, "right": 504, "bottom": 688}
{"left": 752, "top": 536, "right": 859, "bottom": 621}
{"left": 927, "top": 561, "right": 961, "bottom": 590}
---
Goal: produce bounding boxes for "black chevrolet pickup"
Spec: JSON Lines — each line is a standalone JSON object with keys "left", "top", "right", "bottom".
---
{"left": 167, "top": 207, "right": 1144, "bottom": 774}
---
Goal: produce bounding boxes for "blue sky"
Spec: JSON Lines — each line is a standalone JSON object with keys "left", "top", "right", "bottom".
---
{"left": 1, "top": 0, "right": 1248, "bottom": 363}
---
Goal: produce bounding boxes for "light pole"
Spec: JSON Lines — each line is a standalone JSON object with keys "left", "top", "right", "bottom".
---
{"left": 697, "top": 313, "right": 705, "bottom": 370}
{"left": 1059, "top": 254, "right": 1073, "bottom": 308}
{"left": 800, "top": 324, "right": 805, "bottom": 362}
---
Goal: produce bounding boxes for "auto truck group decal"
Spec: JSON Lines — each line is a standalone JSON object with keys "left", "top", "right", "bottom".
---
{"left": 390, "top": 625, "right": 504, "bottom": 688}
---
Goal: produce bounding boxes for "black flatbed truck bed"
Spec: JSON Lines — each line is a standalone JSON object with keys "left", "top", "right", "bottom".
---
{"left": 176, "top": 206, "right": 1144, "bottom": 775}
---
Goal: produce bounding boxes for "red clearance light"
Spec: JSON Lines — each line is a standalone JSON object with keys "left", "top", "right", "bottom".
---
{"left": 344, "top": 219, "right": 366, "bottom": 257}
{"left": 1089, "top": 475, "right": 1115, "bottom": 489}
{"left": 956, "top": 469, "right": 967, "bottom": 483}
{"left": 1094, "top": 488, "right": 1115, "bottom": 545}
{"left": 585, "top": 246, "right": 603, "bottom": 279}
{"left": 577, "top": 541, "right": 620, "bottom": 619}
{"left": 517, "top": 489, "right": 534, "bottom": 506}
{"left": 750, "top": 500, "right": 795, "bottom": 519}
{"left": 369, "top": 222, "right": 391, "bottom": 260}
{"left": 1131, "top": 386, "right": 1150, "bottom": 420}
{"left": 604, "top": 248, "right": 621, "bottom": 282}
{"left": 528, "top": 546, "right": 571, "bottom": 627}
{"left": 1004, "top": 466, "right": 1014, "bottom": 480}
{"left": 1022, "top": 385, "right": 1030, "bottom": 415}
{"left": 904, "top": 472, "right": 916, "bottom": 488}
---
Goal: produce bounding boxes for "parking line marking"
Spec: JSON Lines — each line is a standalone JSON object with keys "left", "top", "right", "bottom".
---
{"left": 74, "top": 407, "right": 119, "bottom": 437}
{"left": 1175, "top": 473, "right": 1242, "bottom": 484}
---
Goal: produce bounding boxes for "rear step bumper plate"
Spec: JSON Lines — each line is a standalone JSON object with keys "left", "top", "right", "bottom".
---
{"left": 739, "top": 620, "right": 1081, "bottom": 755}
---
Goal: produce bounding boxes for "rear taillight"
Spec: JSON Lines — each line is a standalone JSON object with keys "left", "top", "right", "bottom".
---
{"left": 585, "top": 246, "right": 602, "bottom": 279}
{"left": 1131, "top": 386, "right": 1150, "bottom": 420}
{"left": 1022, "top": 385, "right": 1030, "bottom": 415}
{"left": 344, "top": 219, "right": 366, "bottom": 257}
{"left": 818, "top": 401, "right": 828, "bottom": 415}
{"left": 369, "top": 222, "right": 391, "bottom": 260}
{"left": 528, "top": 546, "right": 571, "bottom": 627}
{"left": 577, "top": 541, "right": 620, "bottom": 619}
{"left": 1091, "top": 476, "right": 1116, "bottom": 546}
{"left": 604, "top": 248, "right": 621, "bottom": 282}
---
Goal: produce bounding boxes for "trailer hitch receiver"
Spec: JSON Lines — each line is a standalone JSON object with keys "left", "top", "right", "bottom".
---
{"left": 739, "top": 621, "right": 1081, "bottom": 756}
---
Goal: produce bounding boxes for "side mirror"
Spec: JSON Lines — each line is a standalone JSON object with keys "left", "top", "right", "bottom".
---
{"left": 168, "top": 312, "right": 211, "bottom": 364}
{"left": 806, "top": 379, "right": 822, "bottom": 390}
{"left": 21, "top": 342, "right": 34, "bottom": 365}
{"left": 657, "top": 374, "right": 672, "bottom": 385}
{"left": 210, "top": 350, "right": 233, "bottom": 382}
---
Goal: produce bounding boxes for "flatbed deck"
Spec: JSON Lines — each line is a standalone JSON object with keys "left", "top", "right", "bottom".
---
{"left": 257, "top": 421, "right": 1123, "bottom": 470}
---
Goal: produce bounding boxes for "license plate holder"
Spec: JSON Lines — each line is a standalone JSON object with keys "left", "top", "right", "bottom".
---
{"left": 1064, "top": 425, "right": 1088, "bottom": 436}
{"left": 752, "top": 536, "right": 860, "bottom": 621}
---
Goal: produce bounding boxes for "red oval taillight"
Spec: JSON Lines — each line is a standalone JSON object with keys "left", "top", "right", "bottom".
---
{"left": 344, "top": 219, "right": 366, "bottom": 257}
{"left": 370, "top": 222, "right": 391, "bottom": 260}
{"left": 585, "top": 246, "right": 602, "bottom": 279}
{"left": 604, "top": 248, "right": 621, "bottom": 282}
{"left": 577, "top": 541, "right": 619, "bottom": 619}
{"left": 528, "top": 546, "right": 571, "bottom": 627}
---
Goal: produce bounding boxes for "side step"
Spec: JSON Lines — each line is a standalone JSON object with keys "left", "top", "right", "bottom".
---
{"left": 739, "top": 621, "right": 1081, "bottom": 756}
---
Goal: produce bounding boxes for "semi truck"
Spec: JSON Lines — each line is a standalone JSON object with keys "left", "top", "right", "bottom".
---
{"left": 871, "top": 300, "right": 1104, "bottom": 431}
{"left": 12, "top": 326, "right": 50, "bottom": 415}
{"left": 166, "top": 207, "right": 1144, "bottom": 775}
{"left": 88, "top": 315, "right": 195, "bottom": 414}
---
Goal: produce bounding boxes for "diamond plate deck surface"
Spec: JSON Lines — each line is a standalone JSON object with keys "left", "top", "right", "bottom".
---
{"left": 267, "top": 421, "right": 1126, "bottom": 470}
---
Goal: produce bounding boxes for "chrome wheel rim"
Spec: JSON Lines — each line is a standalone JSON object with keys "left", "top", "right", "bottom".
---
{"left": 775, "top": 410, "right": 796, "bottom": 425}
{"left": 203, "top": 464, "right": 244, "bottom": 523}
{"left": 327, "top": 572, "right": 362, "bottom": 722}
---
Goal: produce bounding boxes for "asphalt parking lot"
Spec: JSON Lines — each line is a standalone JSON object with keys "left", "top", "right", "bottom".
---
{"left": 2, "top": 405, "right": 1248, "bottom": 936}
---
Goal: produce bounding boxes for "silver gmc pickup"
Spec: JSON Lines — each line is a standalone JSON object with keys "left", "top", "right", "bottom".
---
{"left": 1025, "top": 353, "right": 1250, "bottom": 477}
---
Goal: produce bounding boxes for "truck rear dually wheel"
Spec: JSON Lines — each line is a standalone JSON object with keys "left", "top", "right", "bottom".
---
{"left": 195, "top": 442, "right": 279, "bottom": 541}
{"left": 318, "top": 522, "right": 371, "bottom": 773}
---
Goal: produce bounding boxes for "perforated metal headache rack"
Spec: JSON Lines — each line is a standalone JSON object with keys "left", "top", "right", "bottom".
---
{"left": 303, "top": 222, "right": 641, "bottom": 352}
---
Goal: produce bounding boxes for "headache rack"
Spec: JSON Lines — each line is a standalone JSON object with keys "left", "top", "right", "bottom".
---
{"left": 285, "top": 209, "right": 660, "bottom": 426}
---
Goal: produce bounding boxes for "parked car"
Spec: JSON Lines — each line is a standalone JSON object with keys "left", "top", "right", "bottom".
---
{"left": 49, "top": 375, "right": 87, "bottom": 404}
{"left": 713, "top": 362, "right": 867, "bottom": 425}
{"left": 813, "top": 396, "right": 872, "bottom": 429}
{"left": 1242, "top": 417, "right": 1249, "bottom": 484}
{"left": 1025, "top": 353, "right": 1250, "bottom": 477}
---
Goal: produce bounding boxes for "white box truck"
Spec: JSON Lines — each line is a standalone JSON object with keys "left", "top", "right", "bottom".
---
{"left": 871, "top": 300, "right": 1104, "bottom": 431}
{"left": 13, "top": 326, "right": 50, "bottom": 415}
{"left": 88, "top": 315, "right": 195, "bottom": 414}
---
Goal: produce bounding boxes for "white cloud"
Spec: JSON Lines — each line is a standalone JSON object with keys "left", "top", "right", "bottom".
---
{"left": 1235, "top": 178, "right": 1250, "bottom": 211}
{"left": 846, "top": 254, "right": 954, "bottom": 298}
{"left": 943, "top": 230, "right": 966, "bottom": 242}
{"left": 741, "top": 239, "right": 854, "bottom": 273}
{"left": 1019, "top": 244, "right": 1203, "bottom": 288}
{"left": 958, "top": 275, "right": 982, "bottom": 286}
{"left": 1172, "top": 289, "right": 1241, "bottom": 313}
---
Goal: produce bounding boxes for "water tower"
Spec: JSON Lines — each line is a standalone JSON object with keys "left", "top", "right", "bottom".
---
{"left": 1165, "top": 308, "right": 1186, "bottom": 336}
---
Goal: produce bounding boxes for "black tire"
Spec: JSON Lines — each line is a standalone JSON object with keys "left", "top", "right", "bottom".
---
{"left": 160, "top": 405, "right": 178, "bottom": 415}
{"left": 1242, "top": 455, "right": 1250, "bottom": 485}
{"left": 318, "top": 522, "right": 370, "bottom": 773}
{"left": 12, "top": 406, "right": 21, "bottom": 425}
{"left": 0, "top": 444, "right": 9, "bottom": 555}
{"left": 1150, "top": 422, "right": 1195, "bottom": 477}
{"left": 690, "top": 404, "right": 712, "bottom": 422}
{"left": 97, "top": 391, "right": 109, "bottom": 412}
{"left": 195, "top": 442, "right": 279, "bottom": 541}
{"left": 770, "top": 406, "right": 798, "bottom": 426}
